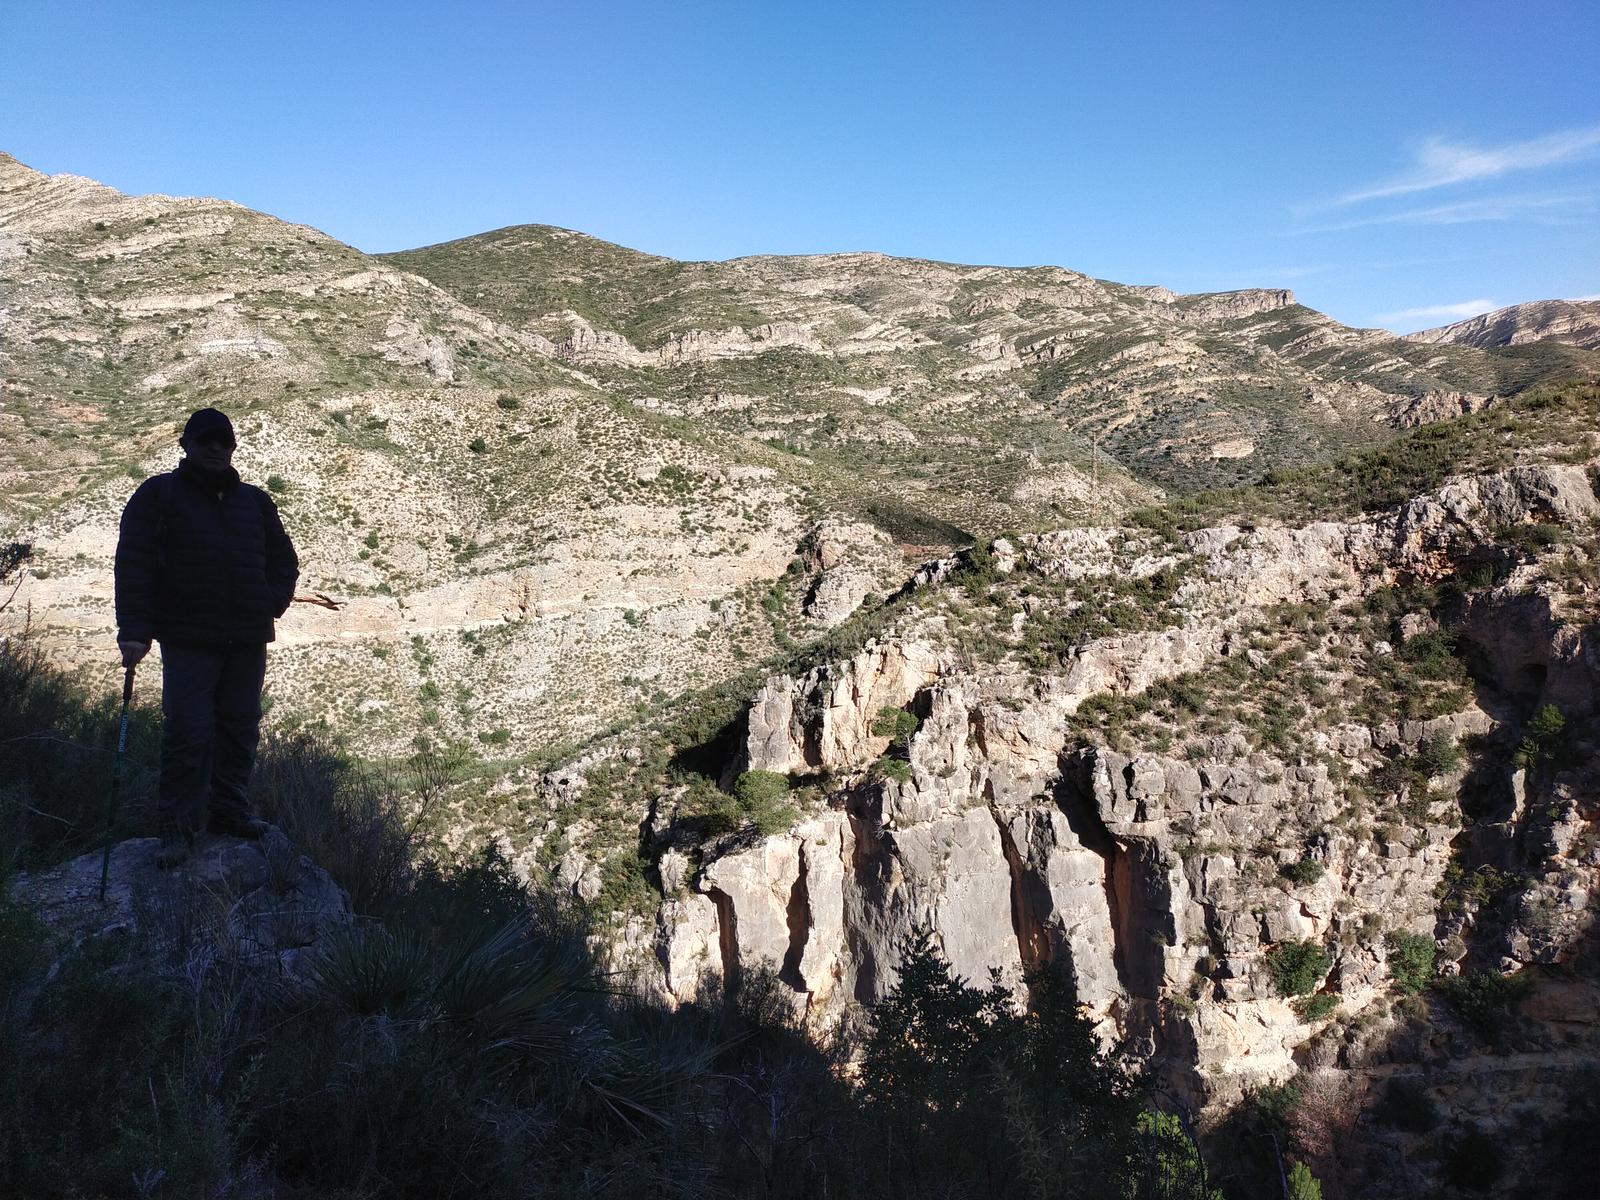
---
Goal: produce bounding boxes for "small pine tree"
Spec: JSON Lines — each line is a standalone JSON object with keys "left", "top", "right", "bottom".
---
{"left": 1515, "top": 703, "right": 1566, "bottom": 768}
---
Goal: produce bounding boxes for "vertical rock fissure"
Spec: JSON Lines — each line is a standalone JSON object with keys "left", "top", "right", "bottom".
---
{"left": 706, "top": 886, "right": 739, "bottom": 997}
{"left": 1054, "top": 758, "right": 1133, "bottom": 994}
{"left": 779, "top": 843, "right": 812, "bottom": 992}
{"left": 990, "top": 805, "right": 1049, "bottom": 976}
{"left": 845, "top": 808, "right": 893, "bottom": 1003}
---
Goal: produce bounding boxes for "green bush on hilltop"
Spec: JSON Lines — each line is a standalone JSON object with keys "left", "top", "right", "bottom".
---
{"left": 1279, "top": 859, "right": 1323, "bottom": 887}
{"left": 730, "top": 768, "right": 796, "bottom": 835}
{"left": 871, "top": 704, "right": 920, "bottom": 750}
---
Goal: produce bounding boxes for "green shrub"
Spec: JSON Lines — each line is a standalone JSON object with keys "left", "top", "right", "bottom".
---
{"left": 364, "top": 529, "right": 379, "bottom": 549}
{"left": 733, "top": 770, "right": 788, "bottom": 808}
{"left": 872, "top": 756, "right": 912, "bottom": 784}
{"left": 870, "top": 705, "right": 919, "bottom": 750}
{"left": 1287, "top": 1161, "right": 1324, "bottom": 1200}
{"left": 1441, "top": 970, "right": 1529, "bottom": 1041}
{"left": 1386, "top": 932, "right": 1436, "bottom": 995}
{"left": 468, "top": 436, "right": 488, "bottom": 454}
{"left": 729, "top": 770, "right": 796, "bottom": 835}
{"left": 1514, "top": 703, "right": 1566, "bottom": 768}
{"left": 495, "top": 394, "right": 521, "bottom": 410}
{"left": 1266, "top": 939, "right": 1332, "bottom": 998}
{"left": 1397, "top": 629, "right": 1459, "bottom": 677}
{"left": 1294, "top": 992, "right": 1338, "bottom": 1022}
{"left": 266, "top": 474, "right": 288, "bottom": 493}
{"left": 1280, "top": 859, "right": 1323, "bottom": 887}
{"left": 862, "top": 930, "right": 1220, "bottom": 1199}
{"left": 1414, "top": 732, "right": 1461, "bottom": 778}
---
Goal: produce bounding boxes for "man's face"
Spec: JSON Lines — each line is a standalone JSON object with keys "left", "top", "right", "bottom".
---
{"left": 185, "top": 430, "right": 236, "bottom": 472}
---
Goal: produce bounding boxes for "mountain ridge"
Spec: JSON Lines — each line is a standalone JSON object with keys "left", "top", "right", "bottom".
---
{"left": 1406, "top": 297, "right": 1600, "bottom": 351}
{"left": 2, "top": 147, "right": 1594, "bottom": 764}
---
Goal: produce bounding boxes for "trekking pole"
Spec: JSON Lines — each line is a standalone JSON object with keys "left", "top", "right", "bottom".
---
{"left": 97, "top": 662, "right": 136, "bottom": 903}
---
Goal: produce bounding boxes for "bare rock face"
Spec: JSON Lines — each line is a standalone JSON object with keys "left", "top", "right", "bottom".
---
{"left": 800, "top": 519, "right": 903, "bottom": 627}
{"left": 381, "top": 314, "right": 456, "bottom": 380}
{"left": 1387, "top": 389, "right": 1493, "bottom": 428}
{"left": 12, "top": 827, "right": 351, "bottom": 974}
{"left": 739, "top": 638, "right": 947, "bottom": 778}
{"left": 1172, "top": 288, "right": 1296, "bottom": 322}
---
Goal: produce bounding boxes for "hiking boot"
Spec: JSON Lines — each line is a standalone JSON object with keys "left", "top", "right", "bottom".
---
{"left": 155, "top": 826, "right": 193, "bottom": 869}
{"left": 207, "top": 809, "right": 269, "bottom": 840}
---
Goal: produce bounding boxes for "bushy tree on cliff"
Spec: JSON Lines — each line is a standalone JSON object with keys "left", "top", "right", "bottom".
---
{"left": 861, "top": 929, "right": 1219, "bottom": 1199}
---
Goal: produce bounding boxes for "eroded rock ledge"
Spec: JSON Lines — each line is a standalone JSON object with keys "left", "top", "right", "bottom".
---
{"left": 596, "top": 462, "right": 1600, "bottom": 1157}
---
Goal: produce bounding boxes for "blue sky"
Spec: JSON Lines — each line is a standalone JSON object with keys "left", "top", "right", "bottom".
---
{"left": 3, "top": 0, "right": 1596, "bottom": 331}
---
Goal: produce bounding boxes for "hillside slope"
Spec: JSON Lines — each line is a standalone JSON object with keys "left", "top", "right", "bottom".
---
{"left": 0, "top": 153, "right": 912, "bottom": 757}
{"left": 2, "top": 148, "right": 1590, "bottom": 770}
{"left": 388, "top": 225, "right": 1592, "bottom": 495}
{"left": 1407, "top": 297, "right": 1600, "bottom": 352}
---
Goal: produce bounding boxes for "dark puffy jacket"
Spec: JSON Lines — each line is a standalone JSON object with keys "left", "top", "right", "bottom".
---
{"left": 115, "top": 457, "right": 299, "bottom": 647}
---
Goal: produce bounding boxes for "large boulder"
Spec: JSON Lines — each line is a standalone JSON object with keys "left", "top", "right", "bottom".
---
{"left": 11, "top": 826, "right": 351, "bottom": 974}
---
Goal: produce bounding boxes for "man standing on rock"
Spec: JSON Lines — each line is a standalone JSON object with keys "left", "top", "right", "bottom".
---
{"left": 115, "top": 407, "right": 299, "bottom": 868}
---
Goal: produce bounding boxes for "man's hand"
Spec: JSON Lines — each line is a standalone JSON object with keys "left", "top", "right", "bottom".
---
{"left": 118, "top": 639, "right": 150, "bottom": 668}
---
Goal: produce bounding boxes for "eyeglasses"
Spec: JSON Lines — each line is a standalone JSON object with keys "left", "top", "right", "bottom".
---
{"left": 197, "top": 434, "right": 236, "bottom": 450}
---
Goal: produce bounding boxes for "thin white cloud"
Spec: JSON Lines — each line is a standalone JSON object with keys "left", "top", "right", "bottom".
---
{"left": 1299, "top": 192, "right": 1590, "bottom": 233}
{"left": 1201, "top": 253, "right": 1478, "bottom": 285}
{"left": 1377, "top": 299, "right": 1497, "bottom": 324}
{"left": 1570, "top": 293, "right": 1600, "bottom": 302}
{"left": 1338, "top": 125, "right": 1600, "bottom": 205}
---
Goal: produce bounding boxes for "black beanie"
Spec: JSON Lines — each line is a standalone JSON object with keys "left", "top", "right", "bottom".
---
{"left": 182, "top": 407, "right": 235, "bottom": 444}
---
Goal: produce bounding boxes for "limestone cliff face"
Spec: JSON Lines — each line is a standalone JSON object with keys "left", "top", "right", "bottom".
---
{"left": 612, "top": 460, "right": 1600, "bottom": 1191}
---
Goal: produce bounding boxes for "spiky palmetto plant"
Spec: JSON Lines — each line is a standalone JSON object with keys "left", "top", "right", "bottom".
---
{"left": 303, "top": 924, "right": 433, "bottom": 1019}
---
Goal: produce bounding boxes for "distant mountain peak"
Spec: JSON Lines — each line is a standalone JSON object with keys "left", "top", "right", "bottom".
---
{"left": 1405, "top": 298, "right": 1600, "bottom": 351}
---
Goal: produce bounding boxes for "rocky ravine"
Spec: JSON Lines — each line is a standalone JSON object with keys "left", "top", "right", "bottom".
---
{"left": 554, "top": 460, "right": 1600, "bottom": 1194}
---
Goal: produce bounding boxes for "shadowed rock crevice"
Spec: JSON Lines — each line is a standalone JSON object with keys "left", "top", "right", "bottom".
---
{"left": 990, "top": 806, "right": 1049, "bottom": 976}
{"left": 706, "top": 886, "right": 739, "bottom": 996}
{"left": 843, "top": 805, "right": 897, "bottom": 1004}
{"left": 1054, "top": 752, "right": 1132, "bottom": 994}
{"left": 779, "top": 845, "right": 812, "bottom": 992}
{"left": 985, "top": 809, "right": 1049, "bottom": 985}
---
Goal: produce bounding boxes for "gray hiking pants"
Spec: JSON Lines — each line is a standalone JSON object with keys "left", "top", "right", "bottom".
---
{"left": 158, "top": 643, "right": 267, "bottom": 831}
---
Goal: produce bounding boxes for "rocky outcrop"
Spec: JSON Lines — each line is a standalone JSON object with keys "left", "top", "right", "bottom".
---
{"left": 1173, "top": 289, "right": 1296, "bottom": 323}
{"left": 799, "top": 518, "right": 903, "bottom": 627}
{"left": 738, "top": 638, "right": 947, "bottom": 779}
{"left": 11, "top": 827, "right": 351, "bottom": 975}
{"left": 554, "top": 315, "right": 822, "bottom": 366}
{"left": 1387, "top": 389, "right": 1493, "bottom": 428}
{"left": 629, "top": 460, "right": 1600, "bottom": 1184}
